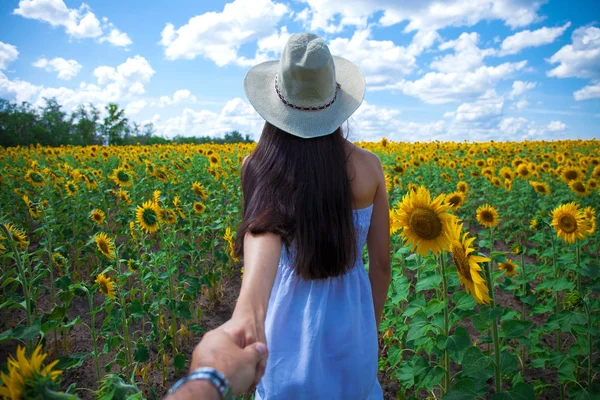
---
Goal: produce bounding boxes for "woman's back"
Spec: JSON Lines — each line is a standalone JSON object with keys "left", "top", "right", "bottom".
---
{"left": 254, "top": 143, "right": 386, "bottom": 400}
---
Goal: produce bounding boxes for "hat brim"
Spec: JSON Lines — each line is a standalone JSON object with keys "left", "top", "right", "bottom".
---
{"left": 244, "top": 56, "right": 365, "bottom": 139}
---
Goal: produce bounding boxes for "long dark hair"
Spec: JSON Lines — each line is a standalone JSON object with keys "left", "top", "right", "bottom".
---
{"left": 234, "top": 122, "right": 357, "bottom": 280}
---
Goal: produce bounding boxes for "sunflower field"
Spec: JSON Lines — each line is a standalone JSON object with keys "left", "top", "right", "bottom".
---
{"left": 0, "top": 139, "right": 598, "bottom": 399}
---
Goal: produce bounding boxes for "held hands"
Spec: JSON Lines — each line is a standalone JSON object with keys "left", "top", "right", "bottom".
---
{"left": 189, "top": 325, "right": 268, "bottom": 395}
{"left": 220, "top": 304, "right": 268, "bottom": 389}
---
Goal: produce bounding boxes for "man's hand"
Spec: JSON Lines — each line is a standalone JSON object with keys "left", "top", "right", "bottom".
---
{"left": 189, "top": 327, "right": 268, "bottom": 395}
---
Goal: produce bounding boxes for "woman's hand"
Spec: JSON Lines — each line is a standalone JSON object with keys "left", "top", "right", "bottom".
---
{"left": 220, "top": 305, "right": 267, "bottom": 388}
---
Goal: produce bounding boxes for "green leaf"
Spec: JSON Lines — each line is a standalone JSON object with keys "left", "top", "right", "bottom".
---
{"left": 443, "top": 378, "right": 478, "bottom": 400}
{"left": 453, "top": 291, "right": 477, "bottom": 311}
{"left": 56, "top": 352, "right": 91, "bottom": 370}
{"left": 174, "top": 353, "right": 187, "bottom": 371}
{"left": 424, "top": 299, "right": 445, "bottom": 317}
{"left": 387, "top": 345, "right": 402, "bottom": 370}
{"left": 415, "top": 274, "right": 442, "bottom": 292}
{"left": 134, "top": 344, "right": 150, "bottom": 363}
{"left": 546, "top": 311, "right": 587, "bottom": 333}
{"left": 462, "top": 347, "right": 494, "bottom": 381}
{"left": 472, "top": 305, "right": 503, "bottom": 333}
{"left": 406, "top": 314, "right": 431, "bottom": 342}
{"left": 499, "top": 350, "right": 519, "bottom": 375}
{"left": 501, "top": 319, "right": 533, "bottom": 339}
{"left": 390, "top": 275, "right": 410, "bottom": 304}
{"left": 438, "top": 327, "right": 471, "bottom": 364}
{"left": 396, "top": 356, "right": 428, "bottom": 388}
{"left": 490, "top": 382, "right": 535, "bottom": 400}
{"left": 175, "top": 301, "right": 192, "bottom": 319}
{"left": 402, "top": 297, "right": 426, "bottom": 318}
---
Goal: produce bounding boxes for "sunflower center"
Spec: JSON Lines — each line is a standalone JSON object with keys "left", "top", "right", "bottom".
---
{"left": 536, "top": 184, "right": 546, "bottom": 192}
{"left": 451, "top": 242, "right": 472, "bottom": 281}
{"left": 68, "top": 184, "right": 77, "bottom": 192}
{"left": 409, "top": 208, "right": 442, "bottom": 241}
{"left": 572, "top": 182, "right": 586, "bottom": 192}
{"left": 559, "top": 215, "right": 577, "bottom": 233}
{"left": 448, "top": 196, "right": 461, "bottom": 207}
{"left": 30, "top": 172, "right": 44, "bottom": 182}
{"left": 480, "top": 211, "right": 494, "bottom": 222}
{"left": 99, "top": 241, "right": 109, "bottom": 254}
{"left": 117, "top": 170, "right": 130, "bottom": 182}
{"left": 142, "top": 208, "right": 158, "bottom": 226}
{"left": 565, "top": 170, "right": 578, "bottom": 180}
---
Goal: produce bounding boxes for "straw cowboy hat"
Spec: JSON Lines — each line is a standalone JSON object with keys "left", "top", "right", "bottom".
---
{"left": 244, "top": 32, "right": 365, "bottom": 139}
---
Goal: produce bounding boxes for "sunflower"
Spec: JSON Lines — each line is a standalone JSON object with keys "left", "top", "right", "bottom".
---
{"left": 551, "top": 203, "right": 587, "bottom": 244}
{"left": 588, "top": 178, "right": 599, "bottom": 191}
{"left": 4, "top": 223, "right": 29, "bottom": 249}
{"left": 453, "top": 181, "right": 467, "bottom": 193}
{"left": 445, "top": 191, "right": 465, "bottom": 210}
{"left": 490, "top": 177, "right": 502, "bottom": 188}
{"left": 129, "top": 221, "right": 137, "bottom": 240}
{"left": 0, "top": 345, "right": 62, "bottom": 399}
{"left": 117, "top": 189, "right": 131, "bottom": 205}
{"left": 529, "top": 180, "right": 551, "bottom": 195}
{"left": 0, "top": 235, "right": 6, "bottom": 255}
{"left": 89, "top": 209, "right": 106, "bottom": 224}
{"left": 135, "top": 200, "right": 161, "bottom": 234}
{"left": 193, "top": 202, "right": 206, "bottom": 215}
{"left": 109, "top": 167, "right": 134, "bottom": 187}
{"left": 510, "top": 243, "right": 522, "bottom": 255}
{"left": 208, "top": 153, "right": 221, "bottom": 167}
{"left": 65, "top": 180, "right": 78, "bottom": 196}
{"left": 25, "top": 170, "right": 45, "bottom": 187}
{"left": 582, "top": 206, "right": 596, "bottom": 235}
{"left": 22, "top": 195, "right": 40, "bottom": 219}
{"left": 191, "top": 182, "right": 208, "bottom": 200}
{"left": 393, "top": 186, "right": 455, "bottom": 256}
{"left": 516, "top": 163, "right": 530, "bottom": 178}
{"left": 173, "top": 196, "right": 186, "bottom": 219}
{"left": 447, "top": 220, "right": 490, "bottom": 304}
{"left": 569, "top": 180, "right": 589, "bottom": 197}
{"left": 504, "top": 179, "right": 512, "bottom": 191}
{"left": 94, "top": 232, "right": 116, "bottom": 259}
{"left": 529, "top": 217, "right": 540, "bottom": 231}
{"left": 476, "top": 205, "right": 500, "bottom": 228}
{"left": 51, "top": 252, "right": 67, "bottom": 268}
{"left": 498, "top": 259, "right": 519, "bottom": 276}
{"left": 561, "top": 167, "right": 583, "bottom": 183}
{"left": 95, "top": 273, "right": 116, "bottom": 299}
{"left": 164, "top": 208, "right": 178, "bottom": 225}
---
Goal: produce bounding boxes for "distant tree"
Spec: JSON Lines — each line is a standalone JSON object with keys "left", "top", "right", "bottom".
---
{"left": 71, "top": 104, "right": 100, "bottom": 146}
{"left": 39, "top": 98, "right": 71, "bottom": 146}
{"left": 101, "top": 103, "right": 128, "bottom": 146}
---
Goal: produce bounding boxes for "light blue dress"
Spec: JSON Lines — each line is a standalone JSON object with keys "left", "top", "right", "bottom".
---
{"left": 256, "top": 204, "right": 383, "bottom": 400}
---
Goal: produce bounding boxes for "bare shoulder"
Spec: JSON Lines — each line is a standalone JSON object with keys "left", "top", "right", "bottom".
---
{"left": 345, "top": 142, "right": 383, "bottom": 175}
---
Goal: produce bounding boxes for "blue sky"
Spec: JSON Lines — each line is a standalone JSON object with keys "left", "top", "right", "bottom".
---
{"left": 0, "top": 0, "right": 599, "bottom": 141}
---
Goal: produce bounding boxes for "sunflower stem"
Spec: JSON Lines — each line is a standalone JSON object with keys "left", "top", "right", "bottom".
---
{"left": 440, "top": 252, "right": 450, "bottom": 395}
{"left": 583, "top": 299, "right": 592, "bottom": 388}
{"left": 88, "top": 289, "right": 101, "bottom": 383}
{"left": 520, "top": 248, "right": 527, "bottom": 378}
{"left": 486, "top": 228, "right": 502, "bottom": 394}
{"left": 576, "top": 240, "right": 581, "bottom": 294}
{"left": 550, "top": 230, "right": 565, "bottom": 400}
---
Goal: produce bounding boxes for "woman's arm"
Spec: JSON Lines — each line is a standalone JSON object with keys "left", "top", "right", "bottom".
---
{"left": 366, "top": 156, "right": 391, "bottom": 330}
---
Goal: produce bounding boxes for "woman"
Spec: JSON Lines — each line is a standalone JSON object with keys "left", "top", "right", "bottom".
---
{"left": 222, "top": 33, "right": 391, "bottom": 399}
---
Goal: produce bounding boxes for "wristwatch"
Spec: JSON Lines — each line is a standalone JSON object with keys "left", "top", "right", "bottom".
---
{"left": 167, "top": 367, "right": 234, "bottom": 400}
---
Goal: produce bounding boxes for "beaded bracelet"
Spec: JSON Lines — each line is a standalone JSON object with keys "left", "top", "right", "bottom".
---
{"left": 167, "top": 367, "right": 233, "bottom": 400}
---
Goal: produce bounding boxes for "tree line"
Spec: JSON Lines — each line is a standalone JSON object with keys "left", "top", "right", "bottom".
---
{"left": 0, "top": 98, "right": 254, "bottom": 148}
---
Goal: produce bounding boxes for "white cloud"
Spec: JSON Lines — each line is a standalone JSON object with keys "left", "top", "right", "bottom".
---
{"left": 13, "top": 0, "right": 131, "bottom": 46}
{"left": 124, "top": 99, "right": 147, "bottom": 115}
{"left": 0, "top": 56, "right": 155, "bottom": 110}
{"left": 301, "top": 0, "right": 543, "bottom": 34}
{"left": 381, "top": 61, "right": 527, "bottom": 104}
{"left": 158, "top": 89, "right": 198, "bottom": 107}
{"left": 33, "top": 57, "right": 82, "bottom": 80}
{"left": 509, "top": 80, "right": 537, "bottom": 98}
{"left": 499, "top": 22, "right": 571, "bottom": 56}
{"left": 547, "top": 25, "right": 600, "bottom": 79}
{"left": 0, "top": 42, "right": 19, "bottom": 70}
{"left": 99, "top": 27, "right": 133, "bottom": 48}
{"left": 328, "top": 29, "right": 419, "bottom": 87}
{"left": 159, "top": 0, "right": 289, "bottom": 66}
{"left": 514, "top": 97, "right": 529, "bottom": 110}
{"left": 431, "top": 32, "right": 495, "bottom": 73}
{"left": 547, "top": 120, "right": 567, "bottom": 131}
{"left": 453, "top": 90, "right": 504, "bottom": 122}
{"left": 153, "top": 98, "right": 265, "bottom": 138}
{"left": 574, "top": 82, "right": 600, "bottom": 100}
